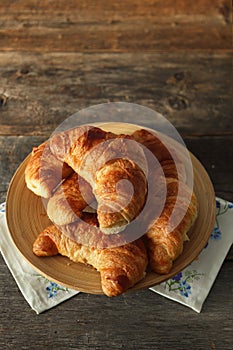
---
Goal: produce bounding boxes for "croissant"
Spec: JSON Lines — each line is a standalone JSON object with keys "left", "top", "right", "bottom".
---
{"left": 49, "top": 125, "right": 147, "bottom": 234}
{"left": 132, "top": 128, "right": 173, "bottom": 162}
{"left": 132, "top": 128, "right": 187, "bottom": 182}
{"left": 33, "top": 221, "right": 148, "bottom": 297}
{"left": 132, "top": 129, "right": 198, "bottom": 274}
{"left": 29, "top": 125, "right": 198, "bottom": 280}
{"left": 59, "top": 212, "right": 138, "bottom": 249}
{"left": 25, "top": 142, "right": 73, "bottom": 198}
{"left": 46, "top": 172, "right": 94, "bottom": 226}
{"left": 146, "top": 180, "right": 198, "bottom": 274}
{"left": 94, "top": 157, "right": 147, "bottom": 234}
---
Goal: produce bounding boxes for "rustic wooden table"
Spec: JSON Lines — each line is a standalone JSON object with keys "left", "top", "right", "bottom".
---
{"left": 0, "top": 1, "right": 232, "bottom": 349}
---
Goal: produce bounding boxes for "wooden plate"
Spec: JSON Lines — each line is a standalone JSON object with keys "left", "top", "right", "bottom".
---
{"left": 6, "top": 122, "right": 216, "bottom": 294}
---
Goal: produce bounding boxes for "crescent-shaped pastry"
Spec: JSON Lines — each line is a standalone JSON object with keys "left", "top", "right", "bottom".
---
{"left": 132, "top": 128, "right": 198, "bottom": 274}
{"left": 33, "top": 220, "right": 148, "bottom": 297}
{"left": 25, "top": 142, "right": 73, "bottom": 198}
{"left": 49, "top": 125, "right": 147, "bottom": 234}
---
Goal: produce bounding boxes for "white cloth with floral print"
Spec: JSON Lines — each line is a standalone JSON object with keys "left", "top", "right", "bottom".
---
{"left": 150, "top": 197, "right": 233, "bottom": 312}
{"left": 0, "top": 198, "right": 232, "bottom": 314}
{"left": 0, "top": 202, "right": 79, "bottom": 314}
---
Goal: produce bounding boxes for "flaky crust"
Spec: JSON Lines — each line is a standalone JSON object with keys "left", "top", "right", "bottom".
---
{"left": 132, "top": 129, "right": 173, "bottom": 162}
{"left": 132, "top": 128, "right": 187, "bottom": 182}
{"left": 49, "top": 125, "right": 147, "bottom": 233}
{"left": 146, "top": 180, "right": 198, "bottom": 274}
{"left": 25, "top": 142, "right": 73, "bottom": 198}
{"left": 29, "top": 125, "right": 198, "bottom": 283}
{"left": 47, "top": 173, "right": 94, "bottom": 226}
{"left": 132, "top": 128, "right": 198, "bottom": 274}
{"left": 94, "top": 158, "right": 147, "bottom": 233}
{"left": 59, "top": 213, "right": 137, "bottom": 249}
{"left": 33, "top": 223, "right": 148, "bottom": 297}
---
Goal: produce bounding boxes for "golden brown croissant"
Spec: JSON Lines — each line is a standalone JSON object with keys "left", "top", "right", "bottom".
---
{"left": 132, "top": 128, "right": 198, "bottom": 274}
{"left": 132, "top": 128, "right": 187, "bottom": 182}
{"left": 49, "top": 125, "right": 147, "bottom": 234}
{"left": 59, "top": 212, "right": 138, "bottom": 249}
{"left": 145, "top": 180, "right": 198, "bottom": 274}
{"left": 25, "top": 142, "right": 73, "bottom": 198}
{"left": 144, "top": 168, "right": 198, "bottom": 274}
{"left": 132, "top": 128, "right": 173, "bottom": 163}
{"left": 46, "top": 172, "right": 94, "bottom": 226}
{"left": 94, "top": 157, "right": 147, "bottom": 234}
{"left": 33, "top": 221, "right": 148, "bottom": 297}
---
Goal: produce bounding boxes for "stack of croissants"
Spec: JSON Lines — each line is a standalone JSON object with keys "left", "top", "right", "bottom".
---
{"left": 25, "top": 124, "right": 198, "bottom": 297}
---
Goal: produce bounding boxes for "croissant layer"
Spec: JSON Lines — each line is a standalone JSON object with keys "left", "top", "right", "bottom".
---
{"left": 47, "top": 173, "right": 94, "bottom": 226}
{"left": 49, "top": 126, "right": 147, "bottom": 233}
{"left": 33, "top": 224, "right": 148, "bottom": 297}
{"left": 25, "top": 142, "right": 73, "bottom": 198}
{"left": 132, "top": 128, "right": 198, "bottom": 274}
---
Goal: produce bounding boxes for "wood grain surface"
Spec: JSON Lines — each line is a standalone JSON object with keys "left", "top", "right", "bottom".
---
{"left": 0, "top": 0, "right": 231, "bottom": 51}
{"left": 0, "top": 1, "right": 232, "bottom": 349}
{"left": 0, "top": 52, "right": 232, "bottom": 136}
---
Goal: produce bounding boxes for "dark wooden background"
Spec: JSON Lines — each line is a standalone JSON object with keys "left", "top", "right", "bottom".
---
{"left": 0, "top": 1, "right": 232, "bottom": 349}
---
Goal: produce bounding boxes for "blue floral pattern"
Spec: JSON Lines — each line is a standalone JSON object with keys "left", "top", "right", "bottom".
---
{"left": 0, "top": 202, "right": 6, "bottom": 213}
{"left": 160, "top": 198, "right": 233, "bottom": 303}
{"left": 46, "top": 281, "right": 69, "bottom": 298}
{"left": 179, "top": 280, "right": 192, "bottom": 297}
{"left": 211, "top": 199, "right": 232, "bottom": 240}
{"left": 163, "top": 270, "right": 204, "bottom": 298}
{"left": 36, "top": 275, "right": 69, "bottom": 298}
{"left": 211, "top": 227, "right": 222, "bottom": 240}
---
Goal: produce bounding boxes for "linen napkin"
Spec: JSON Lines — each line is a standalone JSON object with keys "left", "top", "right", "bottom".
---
{"left": 0, "top": 198, "right": 232, "bottom": 314}
{"left": 150, "top": 197, "right": 233, "bottom": 312}
{"left": 0, "top": 202, "right": 78, "bottom": 314}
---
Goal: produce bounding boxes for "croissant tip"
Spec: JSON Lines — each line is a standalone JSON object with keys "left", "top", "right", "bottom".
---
{"left": 33, "top": 234, "right": 59, "bottom": 257}
{"left": 102, "top": 274, "right": 131, "bottom": 297}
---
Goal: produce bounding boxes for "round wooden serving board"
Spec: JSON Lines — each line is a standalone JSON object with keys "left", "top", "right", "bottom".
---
{"left": 6, "top": 122, "right": 216, "bottom": 295}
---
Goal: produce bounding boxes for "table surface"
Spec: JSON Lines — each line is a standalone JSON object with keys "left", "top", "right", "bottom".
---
{"left": 0, "top": 1, "right": 232, "bottom": 349}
